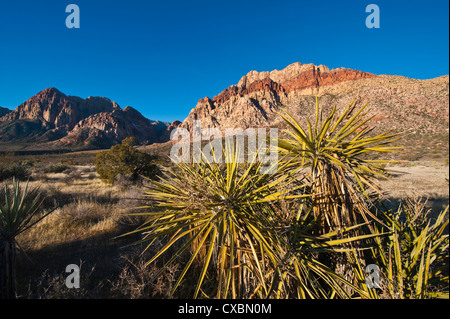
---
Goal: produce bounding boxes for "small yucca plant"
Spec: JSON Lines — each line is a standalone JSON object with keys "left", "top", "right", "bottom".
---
{"left": 0, "top": 178, "right": 55, "bottom": 299}
{"left": 267, "top": 201, "right": 388, "bottom": 299}
{"left": 367, "top": 199, "right": 449, "bottom": 299}
{"left": 277, "top": 96, "right": 401, "bottom": 233}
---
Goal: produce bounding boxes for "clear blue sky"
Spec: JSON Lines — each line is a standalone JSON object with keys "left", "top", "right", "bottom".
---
{"left": 0, "top": 0, "right": 448, "bottom": 122}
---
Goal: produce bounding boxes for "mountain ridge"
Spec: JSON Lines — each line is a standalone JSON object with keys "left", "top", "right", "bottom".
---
{"left": 0, "top": 88, "right": 177, "bottom": 149}
{"left": 181, "top": 63, "right": 448, "bottom": 141}
{"left": 0, "top": 106, "right": 11, "bottom": 117}
{"left": 0, "top": 62, "right": 448, "bottom": 159}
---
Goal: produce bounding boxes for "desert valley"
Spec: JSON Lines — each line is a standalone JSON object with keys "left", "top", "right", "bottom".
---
{"left": 0, "top": 62, "right": 448, "bottom": 299}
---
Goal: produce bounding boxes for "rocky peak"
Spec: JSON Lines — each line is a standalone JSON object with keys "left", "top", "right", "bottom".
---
{"left": 180, "top": 62, "right": 448, "bottom": 156}
{"left": 122, "top": 105, "right": 141, "bottom": 116}
{"left": 40, "top": 87, "right": 64, "bottom": 96}
{"left": 0, "top": 88, "right": 176, "bottom": 148}
{"left": 60, "top": 105, "right": 171, "bottom": 147}
{"left": 237, "top": 63, "right": 332, "bottom": 90}
{"left": 182, "top": 62, "right": 377, "bottom": 131}
{"left": 1, "top": 88, "right": 122, "bottom": 131}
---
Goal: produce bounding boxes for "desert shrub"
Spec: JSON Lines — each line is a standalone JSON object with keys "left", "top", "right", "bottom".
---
{"left": 87, "top": 172, "right": 97, "bottom": 180}
{"left": 93, "top": 137, "right": 160, "bottom": 185}
{"left": 60, "top": 175, "right": 74, "bottom": 186}
{"left": 110, "top": 254, "right": 180, "bottom": 299}
{"left": 124, "top": 141, "right": 385, "bottom": 299}
{"left": 45, "top": 163, "right": 69, "bottom": 174}
{"left": 61, "top": 198, "right": 114, "bottom": 225}
{"left": 68, "top": 169, "right": 82, "bottom": 180}
{"left": 24, "top": 262, "right": 100, "bottom": 299}
{"left": 0, "top": 162, "right": 31, "bottom": 181}
{"left": 277, "top": 96, "right": 400, "bottom": 233}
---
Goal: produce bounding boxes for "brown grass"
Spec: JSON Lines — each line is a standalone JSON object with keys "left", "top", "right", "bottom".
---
{"left": 12, "top": 162, "right": 173, "bottom": 298}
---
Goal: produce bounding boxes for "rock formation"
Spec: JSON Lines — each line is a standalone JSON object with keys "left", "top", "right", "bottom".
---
{"left": 180, "top": 63, "right": 449, "bottom": 149}
{"left": 0, "top": 107, "right": 11, "bottom": 117}
{"left": 0, "top": 62, "right": 448, "bottom": 159}
{"left": 0, "top": 88, "right": 172, "bottom": 148}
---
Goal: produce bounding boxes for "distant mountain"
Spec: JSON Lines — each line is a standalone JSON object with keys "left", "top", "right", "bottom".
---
{"left": 1, "top": 62, "right": 448, "bottom": 159}
{"left": 0, "top": 106, "right": 11, "bottom": 117}
{"left": 0, "top": 88, "right": 178, "bottom": 149}
{"left": 181, "top": 62, "right": 449, "bottom": 160}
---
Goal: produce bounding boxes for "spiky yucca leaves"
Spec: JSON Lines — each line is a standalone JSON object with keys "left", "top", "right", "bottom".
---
{"left": 263, "top": 200, "right": 390, "bottom": 299}
{"left": 0, "top": 178, "right": 55, "bottom": 299}
{"left": 366, "top": 199, "right": 449, "bottom": 299}
{"left": 127, "top": 142, "right": 390, "bottom": 299}
{"left": 277, "top": 96, "right": 401, "bottom": 233}
{"left": 127, "top": 144, "right": 306, "bottom": 298}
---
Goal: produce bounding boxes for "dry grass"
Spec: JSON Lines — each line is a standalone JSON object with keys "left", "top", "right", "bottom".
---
{"left": 12, "top": 163, "right": 167, "bottom": 298}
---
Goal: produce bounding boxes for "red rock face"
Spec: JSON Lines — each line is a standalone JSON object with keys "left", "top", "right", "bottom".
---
{"left": 182, "top": 63, "right": 377, "bottom": 131}
{"left": 213, "top": 78, "right": 285, "bottom": 105}
{"left": 180, "top": 62, "right": 449, "bottom": 150}
{"left": 206, "top": 65, "right": 376, "bottom": 106}
{"left": 281, "top": 68, "right": 376, "bottom": 93}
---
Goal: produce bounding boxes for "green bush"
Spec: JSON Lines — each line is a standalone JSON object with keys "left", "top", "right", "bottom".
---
{"left": 0, "top": 162, "right": 31, "bottom": 181}
{"left": 45, "top": 163, "right": 69, "bottom": 174}
{"left": 93, "top": 137, "right": 160, "bottom": 185}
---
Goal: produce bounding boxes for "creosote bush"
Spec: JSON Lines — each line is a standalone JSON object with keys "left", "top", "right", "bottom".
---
{"left": 0, "top": 163, "right": 31, "bottom": 182}
{"left": 94, "top": 137, "right": 160, "bottom": 185}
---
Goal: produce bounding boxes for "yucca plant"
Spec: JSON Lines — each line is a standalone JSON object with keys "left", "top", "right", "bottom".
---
{"left": 365, "top": 198, "right": 449, "bottom": 299}
{"left": 277, "top": 96, "right": 401, "bottom": 233}
{"left": 126, "top": 141, "right": 389, "bottom": 299}
{"left": 125, "top": 142, "right": 304, "bottom": 298}
{"left": 266, "top": 201, "right": 389, "bottom": 299}
{"left": 0, "top": 178, "right": 55, "bottom": 299}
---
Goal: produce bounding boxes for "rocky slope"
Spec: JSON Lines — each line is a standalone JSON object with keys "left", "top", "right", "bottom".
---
{"left": 59, "top": 106, "right": 172, "bottom": 149}
{"left": 0, "top": 88, "right": 173, "bottom": 149}
{"left": 180, "top": 62, "right": 449, "bottom": 160}
{"left": 0, "top": 107, "right": 11, "bottom": 117}
{"left": 181, "top": 63, "right": 378, "bottom": 130}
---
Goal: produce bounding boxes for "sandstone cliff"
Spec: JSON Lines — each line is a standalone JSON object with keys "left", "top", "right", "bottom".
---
{"left": 0, "top": 88, "right": 171, "bottom": 148}
{"left": 179, "top": 62, "right": 448, "bottom": 160}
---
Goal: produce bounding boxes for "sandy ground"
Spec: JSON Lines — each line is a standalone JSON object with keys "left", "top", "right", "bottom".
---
{"left": 378, "top": 163, "right": 449, "bottom": 213}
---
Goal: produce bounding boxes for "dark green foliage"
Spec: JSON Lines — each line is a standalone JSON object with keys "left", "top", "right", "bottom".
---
{"left": 0, "top": 162, "right": 30, "bottom": 181}
{"left": 0, "top": 179, "right": 55, "bottom": 298}
{"left": 45, "top": 163, "right": 69, "bottom": 174}
{"left": 94, "top": 137, "right": 160, "bottom": 185}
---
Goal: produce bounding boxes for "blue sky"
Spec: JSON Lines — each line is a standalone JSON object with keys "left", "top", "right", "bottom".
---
{"left": 0, "top": 0, "right": 448, "bottom": 122}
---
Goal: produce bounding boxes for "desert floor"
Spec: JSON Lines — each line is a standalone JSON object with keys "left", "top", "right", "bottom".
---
{"left": 379, "top": 162, "right": 449, "bottom": 215}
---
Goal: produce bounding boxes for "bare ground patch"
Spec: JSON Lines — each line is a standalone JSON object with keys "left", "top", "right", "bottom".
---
{"left": 379, "top": 162, "right": 449, "bottom": 214}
